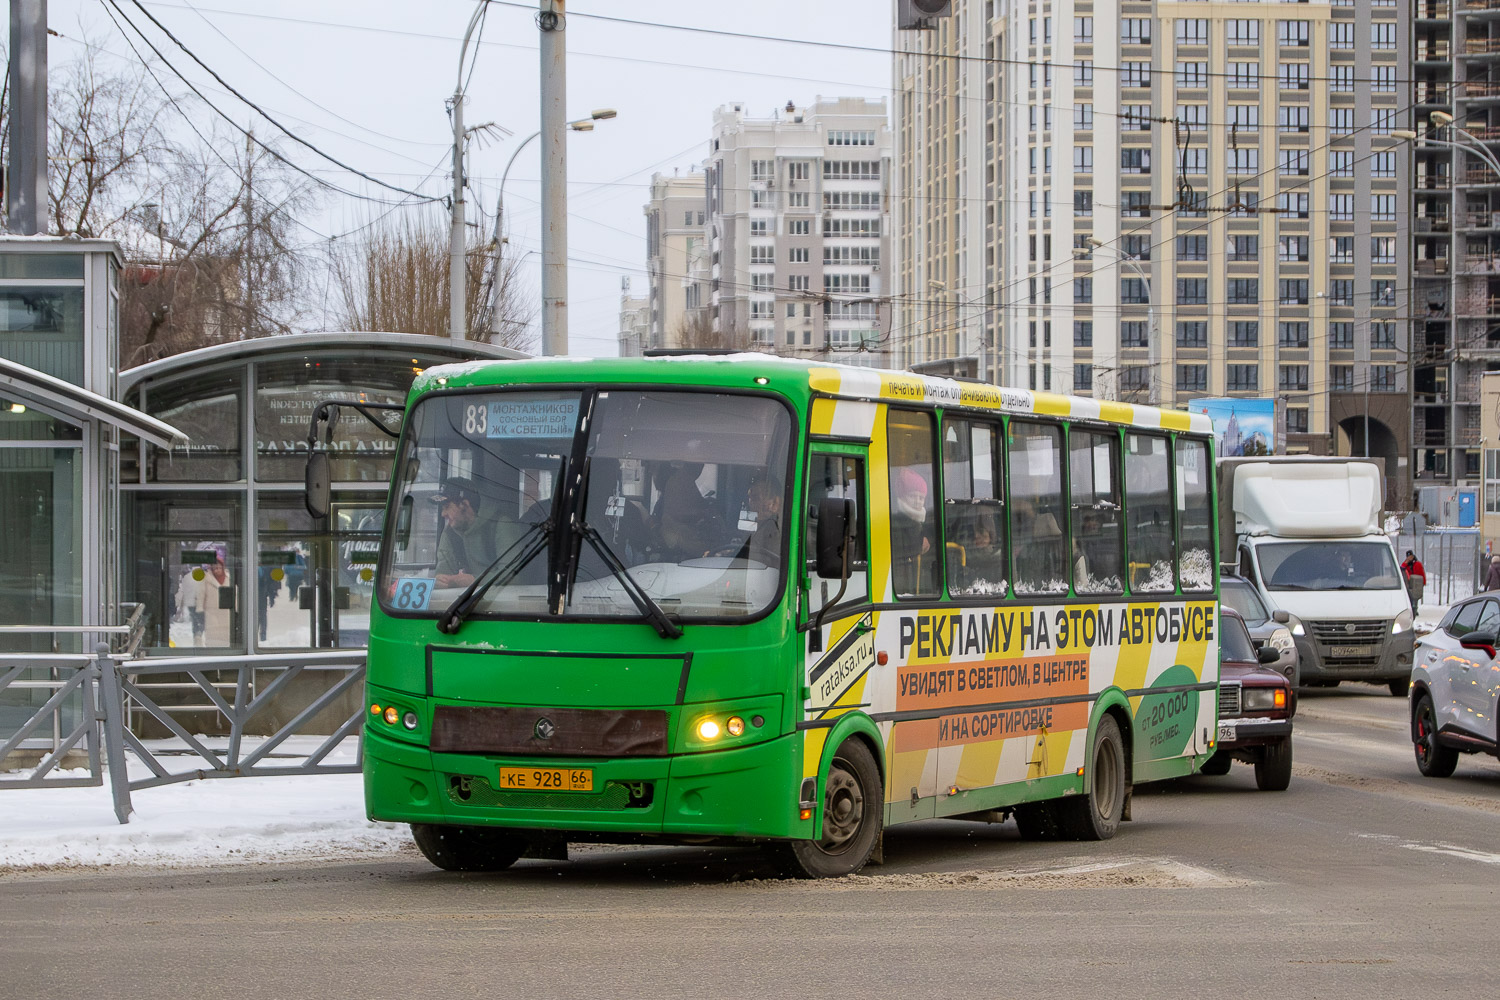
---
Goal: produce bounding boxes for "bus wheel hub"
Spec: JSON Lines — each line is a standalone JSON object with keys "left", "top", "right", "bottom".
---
{"left": 822, "top": 766, "right": 863, "bottom": 849}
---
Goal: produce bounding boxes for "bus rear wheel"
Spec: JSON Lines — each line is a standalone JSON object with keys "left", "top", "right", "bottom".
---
{"left": 776, "top": 739, "right": 881, "bottom": 879}
{"left": 411, "top": 823, "right": 527, "bottom": 872}
{"left": 1055, "top": 715, "right": 1126, "bottom": 841}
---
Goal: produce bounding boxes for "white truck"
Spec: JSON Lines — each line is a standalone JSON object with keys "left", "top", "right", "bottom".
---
{"left": 1219, "top": 457, "right": 1414, "bottom": 695}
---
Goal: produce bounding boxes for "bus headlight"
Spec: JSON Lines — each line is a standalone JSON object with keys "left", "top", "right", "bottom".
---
{"left": 726, "top": 716, "right": 746, "bottom": 737}
{"left": 1393, "top": 609, "right": 1413, "bottom": 634}
{"left": 697, "top": 719, "right": 722, "bottom": 741}
{"left": 1287, "top": 615, "right": 1306, "bottom": 637}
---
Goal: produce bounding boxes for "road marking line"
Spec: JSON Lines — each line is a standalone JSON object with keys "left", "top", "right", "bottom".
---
{"left": 1401, "top": 842, "right": 1500, "bottom": 865}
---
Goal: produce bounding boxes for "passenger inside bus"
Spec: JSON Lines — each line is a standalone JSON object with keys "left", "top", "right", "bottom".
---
{"left": 890, "top": 466, "right": 935, "bottom": 596}
{"left": 735, "top": 473, "right": 783, "bottom": 566}
{"left": 953, "top": 508, "right": 1006, "bottom": 593}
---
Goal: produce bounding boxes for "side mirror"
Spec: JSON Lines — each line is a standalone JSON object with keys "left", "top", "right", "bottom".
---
{"left": 1272, "top": 609, "right": 1290, "bottom": 624}
{"left": 1257, "top": 646, "right": 1281, "bottom": 665}
{"left": 1460, "top": 629, "right": 1497, "bottom": 657}
{"left": 305, "top": 451, "right": 331, "bottom": 518}
{"left": 815, "top": 497, "right": 855, "bottom": 579}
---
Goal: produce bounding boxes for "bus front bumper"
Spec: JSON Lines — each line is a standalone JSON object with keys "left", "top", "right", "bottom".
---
{"left": 364, "top": 727, "right": 810, "bottom": 841}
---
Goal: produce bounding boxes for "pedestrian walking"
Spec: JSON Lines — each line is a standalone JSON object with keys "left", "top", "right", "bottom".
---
{"left": 1400, "top": 550, "right": 1426, "bottom": 613}
{"left": 1485, "top": 554, "right": 1500, "bottom": 592}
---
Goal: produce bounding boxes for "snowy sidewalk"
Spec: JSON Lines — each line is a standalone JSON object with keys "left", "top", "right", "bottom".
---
{"left": 0, "top": 742, "right": 411, "bottom": 873}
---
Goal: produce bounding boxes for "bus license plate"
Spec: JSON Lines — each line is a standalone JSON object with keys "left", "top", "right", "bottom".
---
{"left": 497, "top": 767, "right": 593, "bottom": 792}
{"left": 1216, "top": 723, "right": 1236, "bottom": 743}
{"left": 1330, "top": 645, "right": 1375, "bottom": 658}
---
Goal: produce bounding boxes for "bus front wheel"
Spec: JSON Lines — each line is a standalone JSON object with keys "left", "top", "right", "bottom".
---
{"left": 411, "top": 823, "right": 527, "bottom": 872}
{"left": 1055, "top": 715, "right": 1126, "bottom": 841}
{"left": 776, "top": 739, "right": 881, "bottom": 878}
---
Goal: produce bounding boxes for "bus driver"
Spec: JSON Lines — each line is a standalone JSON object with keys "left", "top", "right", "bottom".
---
{"left": 432, "top": 477, "right": 502, "bottom": 588}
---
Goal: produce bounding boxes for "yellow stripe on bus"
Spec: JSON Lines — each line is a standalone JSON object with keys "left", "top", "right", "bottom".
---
{"left": 810, "top": 398, "right": 839, "bottom": 438}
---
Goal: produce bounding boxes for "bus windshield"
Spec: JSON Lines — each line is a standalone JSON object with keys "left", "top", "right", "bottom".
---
{"left": 379, "top": 388, "right": 792, "bottom": 623}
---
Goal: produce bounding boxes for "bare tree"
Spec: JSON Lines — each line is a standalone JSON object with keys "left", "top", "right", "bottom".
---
{"left": 44, "top": 47, "right": 176, "bottom": 239}
{"left": 330, "top": 210, "right": 536, "bottom": 352}
{"left": 671, "top": 311, "right": 752, "bottom": 352}
{"left": 119, "top": 131, "right": 313, "bottom": 365}
{"left": 1, "top": 43, "right": 315, "bottom": 364}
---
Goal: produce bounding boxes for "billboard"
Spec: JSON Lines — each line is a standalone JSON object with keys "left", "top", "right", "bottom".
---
{"left": 1187, "top": 397, "right": 1278, "bottom": 457}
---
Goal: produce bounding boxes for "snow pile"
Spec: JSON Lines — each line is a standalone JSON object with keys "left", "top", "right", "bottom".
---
{"left": 0, "top": 768, "right": 412, "bottom": 872}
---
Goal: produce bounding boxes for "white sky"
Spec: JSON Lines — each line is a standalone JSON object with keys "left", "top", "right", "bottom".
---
{"left": 45, "top": 0, "right": 893, "bottom": 357}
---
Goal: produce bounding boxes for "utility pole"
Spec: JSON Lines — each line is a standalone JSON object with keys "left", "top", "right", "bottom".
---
{"left": 448, "top": 90, "right": 466, "bottom": 341}
{"left": 6, "top": 0, "right": 48, "bottom": 234}
{"left": 540, "top": 0, "right": 568, "bottom": 356}
{"left": 243, "top": 126, "right": 255, "bottom": 340}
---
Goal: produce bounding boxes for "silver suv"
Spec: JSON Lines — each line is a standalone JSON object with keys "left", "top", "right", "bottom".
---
{"left": 1410, "top": 595, "right": 1500, "bottom": 777}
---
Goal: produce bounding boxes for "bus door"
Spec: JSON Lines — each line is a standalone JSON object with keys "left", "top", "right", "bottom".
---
{"left": 801, "top": 449, "right": 884, "bottom": 803}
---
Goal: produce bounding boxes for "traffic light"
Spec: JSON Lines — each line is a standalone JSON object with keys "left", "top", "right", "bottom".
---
{"left": 898, "top": 0, "right": 952, "bottom": 30}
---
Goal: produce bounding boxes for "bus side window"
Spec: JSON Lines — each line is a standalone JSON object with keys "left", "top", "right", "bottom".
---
{"left": 1175, "top": 438, "right": 1214, "bottom": 592}
{"left": 1125, "top": 432, "right": 1176, "bottom": 593}
{"left": 1069, "top": 429, "right": 1123, "bottom": 595}
{"left": 1008, "top": 421, "right": 1068, "bottom": 595}
{"left": 805, "top": 453, "right": 867, "bottom": 613}
{"left": 887, "top": 409, "right": 940, "bottom": 600}
{"left": 943, "top": 418, "right": 1007, "bottom": 597}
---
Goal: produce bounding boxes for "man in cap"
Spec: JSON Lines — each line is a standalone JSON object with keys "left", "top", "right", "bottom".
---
{"left": 432, "top": 477, "right": 501, "bottom": 588}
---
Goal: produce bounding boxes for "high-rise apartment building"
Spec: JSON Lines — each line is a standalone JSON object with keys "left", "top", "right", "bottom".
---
{"left": 894, "top": 1, "right": 1411, "bottom": 503}
{"left": 629, "top": 100, "right": 894, "bottom": 362}
{"left": 706, "top": 98, "right": 893, "bottom": 363}
{"left": 641, "top": 171, "right": 712, "bottom": 352}
{"left": 1411, "top": 0, "right": 1500, "bottom": 499}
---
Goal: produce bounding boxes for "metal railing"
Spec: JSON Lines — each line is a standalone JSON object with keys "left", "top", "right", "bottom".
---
{"left": 0, "top": 652, "right": 106, "bottom": 791}
{"left": 1, "top": 645, "right": 366, "bottom": 824}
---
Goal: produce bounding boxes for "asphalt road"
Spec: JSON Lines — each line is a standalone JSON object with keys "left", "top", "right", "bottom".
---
{"left": 6, "top": 684, "right": 1500, "bottom": 1000}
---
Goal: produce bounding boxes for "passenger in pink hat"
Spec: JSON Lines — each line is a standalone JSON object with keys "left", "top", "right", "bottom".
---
{"left": 890, "top": 466, "right": 935, "bottom": 596}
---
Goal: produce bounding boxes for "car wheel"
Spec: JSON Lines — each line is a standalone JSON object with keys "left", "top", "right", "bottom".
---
{"left": 1254, "top": 736, "right": 1293, "bottom": 791}
{"left": 1388, "top": 677, "right": 1411, "bottom": 697}
{"left": 1199, "top": 751, "right": 1233, "bottom": 776}
{"left": 411, "top": 824, "right": 527, "bottom": 872}
{"left": 1413, "top": 694, "right": 1459, "bottom": 778}
{"left": 775, "top": 739, "right": 881, "bottom": 878}
{"left": 1054, "top": 715, "right": 1126, "bottom": 841}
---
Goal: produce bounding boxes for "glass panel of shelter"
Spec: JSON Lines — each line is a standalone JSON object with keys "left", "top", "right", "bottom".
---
{"left": 126, "top": 493, "right": 243, "bottom": 652}
{"left": 257, "top": 493, "right": 384, "bottom": 649}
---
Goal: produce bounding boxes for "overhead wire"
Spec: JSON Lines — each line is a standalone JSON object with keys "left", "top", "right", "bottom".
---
{"left": 123, "top": 0, "right": 441, "bottom": 202}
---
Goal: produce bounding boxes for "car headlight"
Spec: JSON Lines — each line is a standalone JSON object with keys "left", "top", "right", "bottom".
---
{"left": 1242, "top": 687, "right": 1287, "bottom": 711}
{"left": 1269, "top": 627, "right": 1295, "bottom": 653}
{"left": 1392, "top": 609, "right": 1413, "bottom": 634}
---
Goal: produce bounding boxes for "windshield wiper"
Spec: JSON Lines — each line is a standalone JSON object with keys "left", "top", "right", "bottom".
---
{"left": 574, "top": 519, "right": 683, "bottom": 640}
{"left": 436, "top": 519, "right": 551, "bottom": 634}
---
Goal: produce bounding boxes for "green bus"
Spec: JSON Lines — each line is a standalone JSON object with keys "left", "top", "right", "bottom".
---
{"left": 337, "top": 355, "right": 1221, "bottom": 877}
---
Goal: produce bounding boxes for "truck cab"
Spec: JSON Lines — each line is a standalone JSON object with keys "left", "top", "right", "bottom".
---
{"left": 1222, "top": 459, "right": 1414, "bottom": 695}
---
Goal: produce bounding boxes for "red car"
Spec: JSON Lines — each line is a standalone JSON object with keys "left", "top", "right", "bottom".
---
{"left": 1199, "top": 606, "right": 1297, "bottom": 791}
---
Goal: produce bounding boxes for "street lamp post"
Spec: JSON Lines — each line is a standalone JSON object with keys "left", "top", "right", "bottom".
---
{"left": 1082, "top": 239, "right": 1153, "bottom": 402}
{"left": 448, "top": 1, "right": 489, "bottom": 343}
{"left": 485, "top": 110, "right": 616, "bottom": 341}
